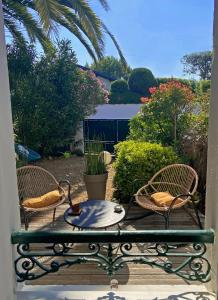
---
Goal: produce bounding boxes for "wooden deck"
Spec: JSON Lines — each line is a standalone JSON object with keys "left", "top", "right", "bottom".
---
{"left": 21, "top": 202, "right": 204, "bottom": 286}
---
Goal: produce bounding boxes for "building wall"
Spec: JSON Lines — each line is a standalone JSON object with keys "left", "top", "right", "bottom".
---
{"left": 97, "top": 76, "right": 112, "bottom": 91}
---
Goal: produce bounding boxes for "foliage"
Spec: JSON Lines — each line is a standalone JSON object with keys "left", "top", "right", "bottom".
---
{"left": 156, "top": 77, "right": 197, "bottom": 92}
{"left": 89, "top": 56, "right": 131, "bottom": 79}
{"left": 85, "top": 142, "right": 107, "bottom": 175}
{"left": 129, "top": 80, "right": 195, "bottom": 147}
{"left": 128, "top": 68, "right": 157, "bottom": 96}
{"left": 3, "top": 0, "right": 126, "bottom": 64}
{"left": 181, "top": 51, "right": 212, "bottom": 80}
{"left": 79, "top": 69, "right": 109, "bottom": 107}
{"left": 109, "top": 78, "right": 142, "bottom": 104}
{"left": 181, "top": 90, "right": 210, "bottom": 209}
{"left": 9, "top": 40, "right": 107, "bottom": 155}
{"left": 63, "top": 151, "right": 71, "bottom": 159}
{"left": 198, "top": 80, "right": 211, "bottom": 93}
{"left": 113, "top": 140, "right": 180, "bottom": 201}
{"left": 110, "top": 79, "right": 128, "bottom": 93}
{"left": 109, "top": 90, "right": 141, "bottom": 104}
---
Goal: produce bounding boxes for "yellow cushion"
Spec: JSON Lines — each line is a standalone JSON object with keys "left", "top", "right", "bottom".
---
{"left": 22, "top": 190, "right": 61, "bottom": 209}
{"left": 151, "top": 191, "right": 183, "bottom": 207}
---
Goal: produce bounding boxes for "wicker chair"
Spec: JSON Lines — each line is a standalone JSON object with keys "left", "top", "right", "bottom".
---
{"left": 126, "top": 164, "right": 202, "bottom": 229}
{"left": 17, "top": 166, "right": 71, "bottom": 230}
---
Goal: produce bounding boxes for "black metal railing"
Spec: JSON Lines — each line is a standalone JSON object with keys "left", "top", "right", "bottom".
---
{"left": 11, "top": 229, "right": 214, "bottom": 283}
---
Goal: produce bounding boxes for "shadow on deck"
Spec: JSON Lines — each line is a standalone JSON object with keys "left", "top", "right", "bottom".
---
{"left": 21, "top": 202, "right": 204, "bottom": 286}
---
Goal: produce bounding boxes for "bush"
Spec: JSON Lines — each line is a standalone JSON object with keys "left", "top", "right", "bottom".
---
{"left": 111, "top": 79, "right": 128, "bottom": 93}
{"left": 181, "top": 90, "right": 210, "bottom": 212}
{"left": 198, "top": 80, "right": 211, "bottom": 93}
{"left": 109, "top": 90, "right": 141, "bottom": 104}
{"left": 129, "top": 80, "right": 194, "bottom": 147}
{"left": 113, "top": 140, "right": 180, "bottom": 201}
{"left": 128, "top": 68, "right": 156, "bottom": 96}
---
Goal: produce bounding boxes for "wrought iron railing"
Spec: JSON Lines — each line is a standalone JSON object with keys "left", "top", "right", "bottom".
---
{"left": 11, "top": 229, "right": 214, "bottom": 283}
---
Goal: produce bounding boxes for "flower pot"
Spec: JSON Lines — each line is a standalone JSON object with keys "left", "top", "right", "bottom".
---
{"left": 84, "top": 173, "right": 108, "bottom": 200}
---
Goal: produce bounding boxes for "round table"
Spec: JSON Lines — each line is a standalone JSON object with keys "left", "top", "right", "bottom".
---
{"left": 64, "top": 200, "right": 125, "bottom": 229}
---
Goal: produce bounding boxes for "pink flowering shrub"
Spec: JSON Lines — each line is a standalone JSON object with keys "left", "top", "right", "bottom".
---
{"left": 77, "top": 70, "right": 109, "bottom": 116}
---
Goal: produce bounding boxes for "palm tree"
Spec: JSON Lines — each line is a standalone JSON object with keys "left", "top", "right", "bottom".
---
{"left": 3, "top": 0, "right": 126, "bottom": 65}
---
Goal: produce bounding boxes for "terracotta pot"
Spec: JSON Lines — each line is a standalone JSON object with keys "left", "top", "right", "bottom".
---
{"left": 84, "top": 173, "right": 108, "bottom": 200}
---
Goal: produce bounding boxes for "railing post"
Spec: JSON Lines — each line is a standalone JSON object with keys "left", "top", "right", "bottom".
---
{"left": 0, "top": 1, "right": 21, "bottom": 299}
{"left": 205, "top": 0, "right": 218, "bottom": 294}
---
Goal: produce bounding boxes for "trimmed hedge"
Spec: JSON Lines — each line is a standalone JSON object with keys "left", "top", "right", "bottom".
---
{"left": 128, "top": 68, "right": 156, "bottom": 96}
{"left": 111, "top": 79, "right": 128, "bottom": 93}
{"left": 113, "top": 140, "right": 180, "bottom": 201}
{"left": 109, "top": 90, "right": 141, "bottom": 104}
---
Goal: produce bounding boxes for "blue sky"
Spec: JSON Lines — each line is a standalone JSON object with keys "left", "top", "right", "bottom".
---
{"left": 59, "top": 1, "right": 213, "bottom": 78}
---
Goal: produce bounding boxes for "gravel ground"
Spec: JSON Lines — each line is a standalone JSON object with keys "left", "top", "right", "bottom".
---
{"left": 34, "top": 155, "right": 115, "bottom": 202}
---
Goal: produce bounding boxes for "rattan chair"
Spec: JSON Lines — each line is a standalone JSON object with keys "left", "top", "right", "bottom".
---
{"left": 126, "top": 164, "right": 202, "bottom": 229}
{"left": 17, "top": 166, "right": 71, "bottom": 230}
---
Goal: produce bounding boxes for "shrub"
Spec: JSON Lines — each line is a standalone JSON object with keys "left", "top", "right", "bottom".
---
{"left": 111, "top": 79, "right": 128, "bottom": 93}
{"left": 129, "top": 80, "right": 194, "bottom": 147}
{"left": 113, "top": 140, "right": 180, "bottom": 201}
{"left": 128, "top": 68, "right": 156, "bottom": 96}
{"left": 181, "top": 90, "right": 209, "bottom": 211}
{"left": 109, "top": 90, "right": 141, "bottom": 104}
{"left": 198, "top": 80, "right": 211, "bottom": 93}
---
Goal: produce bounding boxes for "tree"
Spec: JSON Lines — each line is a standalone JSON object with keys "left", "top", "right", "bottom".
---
{"left": 89, "top": 56, "right": 131, "bottom": 79}
{"left": 3, "top": 0, "right": 126, "bottom": 64}
{"left": 8, "top": 40, "right": 108, "bottom": 155}
{"left": 181, "top": 51, "right": 212, "bottom": 80}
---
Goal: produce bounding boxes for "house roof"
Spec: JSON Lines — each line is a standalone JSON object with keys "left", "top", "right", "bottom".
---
{"left": 85, "top": 104, "right": 142, "bottom": 120}
{"left": 77, "top": 64, "right": 117, "bottom": 81}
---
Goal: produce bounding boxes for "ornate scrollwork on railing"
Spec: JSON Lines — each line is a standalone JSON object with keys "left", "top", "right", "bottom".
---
{"left": 14, "top": 241, "right": 211, "bottom": 283}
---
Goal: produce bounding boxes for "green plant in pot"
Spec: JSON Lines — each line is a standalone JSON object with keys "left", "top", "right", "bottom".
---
{"left": 84, "top": 141, "right": 108, "bottom": 200}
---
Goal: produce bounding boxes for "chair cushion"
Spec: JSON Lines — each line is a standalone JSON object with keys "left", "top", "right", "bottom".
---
{"left": 22, "top": 190, "right": 61, "bottom": 209}
{"left": 151, "top": 192, "right": 183, "bottom": 207}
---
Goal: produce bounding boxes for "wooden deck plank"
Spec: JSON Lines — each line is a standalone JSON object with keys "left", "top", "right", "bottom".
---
{"left": 20, "top": 202, "right": 205, "bottom": 286}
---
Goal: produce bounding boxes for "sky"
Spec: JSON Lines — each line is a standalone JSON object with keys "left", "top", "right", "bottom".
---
{"left": 58, "top": 0, "right": 213, "bottom": 78}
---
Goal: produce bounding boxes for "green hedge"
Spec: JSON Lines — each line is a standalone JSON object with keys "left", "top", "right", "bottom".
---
{"left": 128, "top": 68, "right": 156, "bottom": 96}
{"left": 111, "top": 79, "right": 128, "bottom": 93}
{"left": 109, "top": 90, "right": 141, "bottom": 104}
{"left": 113, "top": 140, "right": 180, "bottom": 201}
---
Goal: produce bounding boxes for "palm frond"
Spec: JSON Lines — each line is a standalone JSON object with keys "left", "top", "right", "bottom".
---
{"left": 102, "top": 22, "right": 127, "bottom": 67}
{"left": 97, "top": 0, "right": 110, "bottom": 11}
{"left": 60, "top": 0, "right": 104, "bottom": 47}
{"left": 4, "top": 16, "right": 26, "bottom": 46}
{"left": 3, "top": 0, "right": 126, "bottom": 64}
{"left": 33, "top": 0, "right": 65, "bottom": 35}
{"left": 54, "top": 16, "right": 98, "bottom": 62}
{"left": 59, "top": 7, "right": 104, "bottom": 58}
{"left": 3, "top": 0, "right": 51, "bottom": 50}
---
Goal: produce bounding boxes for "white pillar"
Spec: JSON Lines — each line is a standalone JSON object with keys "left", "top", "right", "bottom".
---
{"left": 205, "top": 0, "right": 218, "bottom": 293}
{"left": 0, "top": 1, "right": 21, "bottom": 299}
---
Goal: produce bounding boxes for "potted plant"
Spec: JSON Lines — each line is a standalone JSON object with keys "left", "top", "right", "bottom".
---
{"left": 84, "top": 141, "right": 108, "bottom": 200}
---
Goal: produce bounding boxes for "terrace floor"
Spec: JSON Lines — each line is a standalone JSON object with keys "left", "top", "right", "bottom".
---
{"left": 20, "top": 156, "right": 205, "bottom": 287}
